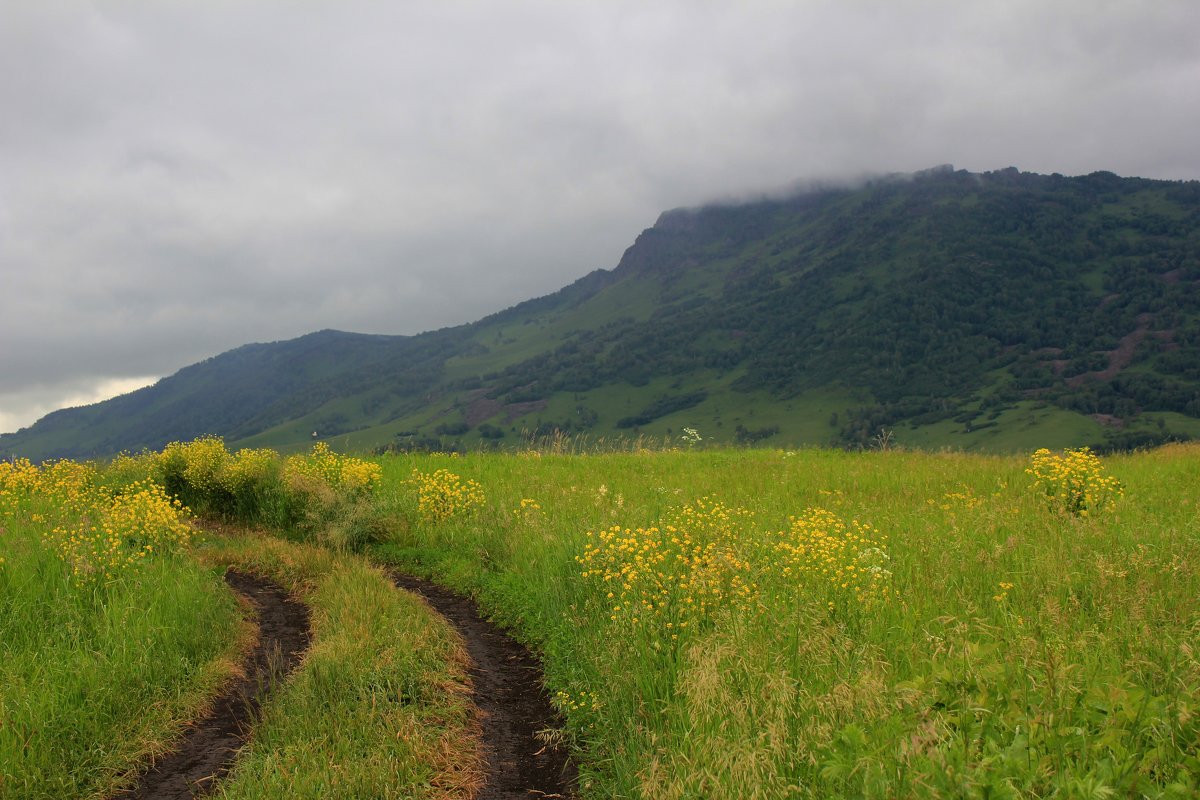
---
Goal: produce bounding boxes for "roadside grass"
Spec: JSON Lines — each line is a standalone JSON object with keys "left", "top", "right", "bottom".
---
{"left": 371, "top": 444, "right": 1200, "bottom": 798}
{"left": 2, "top": 441, "right": 479, "bottom": 800}
{"left": 0, "top": 463, "right": 243, "bottom": 800}
{"left": 199, "top": 533, "right": 481, "bottom": 800}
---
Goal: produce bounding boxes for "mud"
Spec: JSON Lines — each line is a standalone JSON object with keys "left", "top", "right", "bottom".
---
{"left": 390, "top": 572, "right": 577, "bottom": 799}
{"left": 109, "top": 565, "right": 573, "bottom": 798}
{"left": 114, "top": 569, "right": 311, "bottom": 800}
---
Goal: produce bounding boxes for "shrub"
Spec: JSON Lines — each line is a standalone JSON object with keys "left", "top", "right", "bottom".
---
{"left": 1026, "top": 447, "right": 1123, "bottom": 516}
{"left": 2, "top": 459, "right": 192, "bottom": 589}
{"left": 408, "top": 468, "right": 485, "bottom": 523}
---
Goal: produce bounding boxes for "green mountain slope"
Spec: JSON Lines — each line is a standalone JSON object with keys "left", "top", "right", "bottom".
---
{"left": 6, "top": 166, "right": 1200, "bottom": 460}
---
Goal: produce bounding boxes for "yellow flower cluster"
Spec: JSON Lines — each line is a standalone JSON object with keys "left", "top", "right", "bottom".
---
{"left": 46, "top": 480, "right": 192, "bottom": 584}
{"left": 577, "top": 498, "right": 760, "bottom": 634}
{"left": 409, "top": 468, "right": 486, "bottom": 523}
{"left": 284, "top": 442, "right": 382, "bottom": 496}
{"left": 553, "top": 688, "right": 602, "bottom": 713}
{"left": 0, "top": 456, "right": 39, "bottom": 487}
{"left": 927, "top": 486, "right": 983, "bottom": 511}
{"left": 772, "top": 507, "right": 894, "bottom": 607}
{"left": 513, "top": 497, "right": 544, "bottom": 522}
{"left": 1026, "top": 447, "right": 1123, "bottom": 516}
{"left": 154, "top": 438, "right": 380, "bottom": 506}
{"left": 168, "top": 435, "right": 229, "bottom": 495}
{"left": 23, "top": 460, "right": 98, "bottom": 520}
{"left": 2, "top": 458, "right": 191, "bottom": 587}
{"left": 0, "top": 457, "right": 42, "bottom": 515}
{"left": 222, "top": 447, "right": 279, "bottom": 495}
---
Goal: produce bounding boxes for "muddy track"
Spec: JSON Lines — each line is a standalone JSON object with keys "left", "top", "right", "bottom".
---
{"left": 390, "top": 572, "right": 577, "bottom": 799}
{"left": 114, "top": 569, "right": 312, "bottom": 800}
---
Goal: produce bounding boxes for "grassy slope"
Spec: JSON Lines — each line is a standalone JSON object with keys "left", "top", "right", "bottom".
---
{"left": 243, "top": 384, "right": 1099, "bottom": 456}
{"left": 372, "top": 445, "right": 1200, "bottom": 798}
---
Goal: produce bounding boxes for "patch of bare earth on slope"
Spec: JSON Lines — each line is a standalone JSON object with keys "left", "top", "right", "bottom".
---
{"left": 390, "top": 572, "right": 577, "bottom": 799}
{"left": 1064, "top": 313, "right": 1176, "bottom": 388}
{"left": 112, "top": 570, "right": 312, "bottom": 800}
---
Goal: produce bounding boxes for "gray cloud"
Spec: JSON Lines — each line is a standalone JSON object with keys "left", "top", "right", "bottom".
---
{"left": 3, "top": 0, "right": 1200, "bottom": 432}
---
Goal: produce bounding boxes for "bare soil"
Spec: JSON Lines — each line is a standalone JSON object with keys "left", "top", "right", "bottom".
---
{"left": 390, "top": 572, "right": 577, "bottom": 799}
{"left": 113, "top": 569, "right": 311, "bottom": 800}
{"left": 1064, "top": 313, "right": 1176, "bottom": 389}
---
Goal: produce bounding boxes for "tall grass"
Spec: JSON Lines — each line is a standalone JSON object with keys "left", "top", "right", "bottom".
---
{"left": 0, "top": 462, "right": 242, "bottom": 800}
{"left": 2, "top": 440, "right": 478, "bottom": 799}
{"left": 371, "top": 445, "right": 1200, "bottom": 798}
{"left": 8, "top": 437, "right": 1197, "bottom": 798}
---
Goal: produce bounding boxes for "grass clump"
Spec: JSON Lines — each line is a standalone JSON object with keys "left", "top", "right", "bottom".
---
{"left": 1026, "top": 446, "right": 1124, "bottom": 516}
{"left": 114, "top": 437, "right": 385, "bottom": 546}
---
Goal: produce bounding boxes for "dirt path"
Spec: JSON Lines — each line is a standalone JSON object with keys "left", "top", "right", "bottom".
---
{"left": 114, "top": 569, "right": 312, "bottom": 800}
{"left": 110, "top": 564, "right": 573, "bottom": 798}
{"left": 390, "top": 572, "right": 577, "bottom": 799}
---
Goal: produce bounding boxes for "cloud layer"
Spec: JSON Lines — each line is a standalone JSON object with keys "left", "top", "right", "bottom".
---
{"left": 3, "top": 1, "right": 1199, "bottom": 432}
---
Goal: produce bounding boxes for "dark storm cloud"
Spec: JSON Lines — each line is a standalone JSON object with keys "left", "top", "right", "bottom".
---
{"left": 3, "top": 0, "right": 1199, "bottom": 432}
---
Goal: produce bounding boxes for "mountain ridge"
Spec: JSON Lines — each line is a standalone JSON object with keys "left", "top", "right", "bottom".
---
{"left": 6, "top": 165, "right": 1200, "bottom": 460}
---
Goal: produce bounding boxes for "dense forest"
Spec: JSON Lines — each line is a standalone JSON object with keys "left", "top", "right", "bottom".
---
{"left": 449, "top": 168, "right": 1200, "bottom": 447}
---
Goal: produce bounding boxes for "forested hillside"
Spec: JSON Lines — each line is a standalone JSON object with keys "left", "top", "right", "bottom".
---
{"left": 6, "top": 166, "right": 1199, "bottom": 460}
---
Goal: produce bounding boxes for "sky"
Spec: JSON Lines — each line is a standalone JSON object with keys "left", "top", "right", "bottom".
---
{"left": 3, "top": 0, "right": 1200, "bottom": 434}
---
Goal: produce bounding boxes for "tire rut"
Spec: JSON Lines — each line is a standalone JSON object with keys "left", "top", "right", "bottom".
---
{"left": 114, "top": 569, "right": 312, "bottom": 800}
{"left": 390, "top": 572, "right": 577, "bottom": 799}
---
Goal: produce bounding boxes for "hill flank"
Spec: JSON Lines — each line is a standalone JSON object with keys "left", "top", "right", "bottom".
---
{"left": 5, "top": 166, "right": 1199, "bottom": 459}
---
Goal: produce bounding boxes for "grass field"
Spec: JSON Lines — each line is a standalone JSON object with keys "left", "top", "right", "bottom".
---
{"left": 371, "top": 444, "right": 1200, "bottom": 798}
{"left": 4, "top": 440, "right": 1199, "bottom": 798}
{"left": 1, "top": 446, "right": 477, "bottom": 800}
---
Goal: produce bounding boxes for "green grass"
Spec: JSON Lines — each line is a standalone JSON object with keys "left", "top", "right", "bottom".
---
{"left": 0, "top": 517, "right": 242, "bottom": 799}
{"left": 371, "top": 445, "right": 1200, "bottom": 798}
{"left": 199, "top": 534, "right": 480, "bottom": 800}
{"left": 2, "top": 444, "right": 479, "bottom": 799}
{"left": 9, "top": 437, "right": 1200, "bottom": 797}
{"left": 301, "top": 378, "right": 863, "bottom": 455}
{"left": 900, "top": 402, "right": 1106, "bottom": 453}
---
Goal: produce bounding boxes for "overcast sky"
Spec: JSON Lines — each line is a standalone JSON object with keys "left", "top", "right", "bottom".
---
{"left": 3, "top": 1, "right": 1199, "bottom": 433}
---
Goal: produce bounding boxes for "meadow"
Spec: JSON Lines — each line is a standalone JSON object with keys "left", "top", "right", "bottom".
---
{"left": 0, "top": 457, "right": 244, "bottom": 798}
{"left": 0, "top": 443, "right": 476, "bottom": 800}
{"left": 2, "top": 438, "right": 1198, "bottom": 798}
{"left": 373, "top": 444, "right": 1200, "bottom": 798}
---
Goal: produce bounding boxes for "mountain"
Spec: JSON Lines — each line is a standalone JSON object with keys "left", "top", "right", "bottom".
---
{"left": 5, "top": 166, "right": 1200, "bottom": 460}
